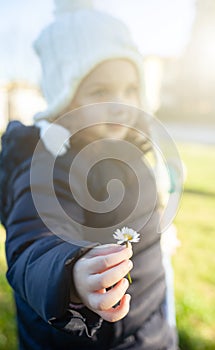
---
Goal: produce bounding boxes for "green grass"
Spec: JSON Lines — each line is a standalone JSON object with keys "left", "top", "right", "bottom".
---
{"left": 173, "top": 144, "right": 215, "bottom": 350}
{"left": 0, "top": 143, "right": 215, "bottom": 349}
{"left": 178, "top": 144, "right": 215, "bottom": 195}
{"left": 0, "top": 231, "right": 17, "bottom": 350}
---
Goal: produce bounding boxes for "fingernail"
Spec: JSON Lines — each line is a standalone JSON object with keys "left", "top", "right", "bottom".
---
{"left": 128, "top": 260, "right": 133, "bottom": 269}
{"left": 123, "top": 278, "right": 129, "bottom": 287}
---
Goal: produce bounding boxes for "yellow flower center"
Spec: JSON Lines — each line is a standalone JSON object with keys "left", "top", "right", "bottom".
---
{"left": 123, "top": 233, "right": 133, "bottom": 241}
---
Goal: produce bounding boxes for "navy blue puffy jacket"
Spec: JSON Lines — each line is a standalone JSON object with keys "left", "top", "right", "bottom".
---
{"left": 0, "top": 121, "right": 177, "bottom": 349}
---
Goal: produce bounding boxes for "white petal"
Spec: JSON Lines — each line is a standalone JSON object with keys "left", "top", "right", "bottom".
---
{"left": 113, "top": 226, "right": 140, "bottom": 244}
{"left": 131, "top": 237, "right": 140, "bottom": 243}
{"left": 116, "top": 240, "right": 125, "bottom": 244}
{"left": 114, "top": 229, "right": 121, "bottom": 236}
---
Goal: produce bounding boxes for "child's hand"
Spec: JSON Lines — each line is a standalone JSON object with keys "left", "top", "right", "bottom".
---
{"left": 73, "top": 243, "right": 133, "bottom": 322}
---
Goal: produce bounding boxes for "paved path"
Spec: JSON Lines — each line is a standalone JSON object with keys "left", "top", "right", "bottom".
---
{"left": 163, "top": 123, "right": 215, "bottom": 145}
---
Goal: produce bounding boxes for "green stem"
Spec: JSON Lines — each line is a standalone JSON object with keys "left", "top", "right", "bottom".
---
{"left": 126, "top": 242, "right": 132, "bottom": 284}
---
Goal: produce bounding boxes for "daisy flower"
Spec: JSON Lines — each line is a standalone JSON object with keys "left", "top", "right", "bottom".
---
{"left": 113, "top": 227, "right": 140, "bottom": 283}
{"left": 113, "top": 227, "right": 140, "bottom": 245}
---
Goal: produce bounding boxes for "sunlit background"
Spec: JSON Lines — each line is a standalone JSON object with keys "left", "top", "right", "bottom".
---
{"left": 0, "top": 1, "right": 215, "bottom": 349}
{"left": 1, "top": 0, "right": 215, "bottom": 135}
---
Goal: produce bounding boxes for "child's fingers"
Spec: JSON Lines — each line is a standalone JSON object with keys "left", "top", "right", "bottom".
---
{"left": 88, "top": 278, "right": 129, "bottom": 311}
{"left": 98, "top": 294, "right": 131, "bottom": 322}
{"left": 73, "top": 242, "right": 133, "bottom": 319}
{"left": 86, "top": 243, "right": 128, "bottom": 258}
{"left": 85, "top": 245, "right": 132, "bottom": 274}
{"left": 88, "top": 259, "right": 133, "bottom": 291}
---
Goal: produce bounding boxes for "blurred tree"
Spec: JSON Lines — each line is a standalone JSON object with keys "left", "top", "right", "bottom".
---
{"left": 158, "top": 0, "right": 215, "bottom": 124}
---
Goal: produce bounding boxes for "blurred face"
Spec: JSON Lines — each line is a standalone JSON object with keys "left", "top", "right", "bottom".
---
{"left": 61, "top": 59, "right": 141, "bottom": 139}
{"left": 70, "top": 59, "right": 141, "bottom": 108}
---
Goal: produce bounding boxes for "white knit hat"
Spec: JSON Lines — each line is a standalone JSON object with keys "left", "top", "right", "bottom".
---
{"left": 33, "top": 0, "right": 145, "bottom": 122}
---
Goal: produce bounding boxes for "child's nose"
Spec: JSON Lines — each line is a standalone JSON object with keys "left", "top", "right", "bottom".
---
{"left": 108, "top": 101, "right": 126, "bottom": 115}
{"left": 107, "top": 101, "right": 138, "bottom": 128}
{"left": 107, "top": 102, "right": 131, "bottom": 126}
{"left": 109, "top": 93, "right": 126, "bottom": 105}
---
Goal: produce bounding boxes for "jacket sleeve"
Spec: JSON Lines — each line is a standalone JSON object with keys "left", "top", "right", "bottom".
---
{"left": 0, "top": 121, "right": 102, "bottom": 338}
